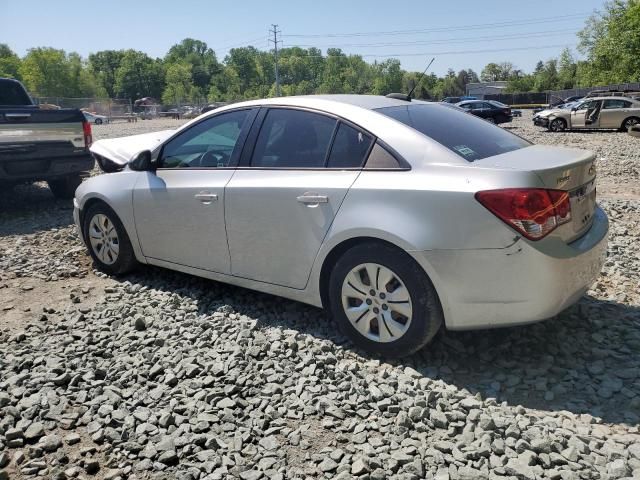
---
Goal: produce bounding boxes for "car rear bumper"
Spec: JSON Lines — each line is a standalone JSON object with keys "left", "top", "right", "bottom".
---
{"left": 412, "top": 205, "right": 609, "bottom": 330}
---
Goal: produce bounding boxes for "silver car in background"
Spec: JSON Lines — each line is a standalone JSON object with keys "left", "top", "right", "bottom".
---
{"left": 74, "top": 95, "right": 608, "bottom": 357}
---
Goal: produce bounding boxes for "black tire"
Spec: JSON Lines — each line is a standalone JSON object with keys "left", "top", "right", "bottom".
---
{"left": 549, "top": 118, "right": 566, "bottom": 132}
{"left": 621, "top": 117, "right": 640, "bottom": 132}
{"left": 328, "top": 242, "right": 443, "bottom": 358}
{"left": 486, "top": 117, "right": 496, "bottom": 124}
{"left": 95, "top": 118, "right": 103, "bottom": 125}
{"left": 48, "top": 175, "right": 83, "bottom": 199}
{"left": 83, "top": 202, "right": 137, "bottom": 275}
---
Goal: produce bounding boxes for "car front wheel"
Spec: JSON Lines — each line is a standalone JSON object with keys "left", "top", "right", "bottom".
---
{"left": 328, "top": 243, "right": 443, "bottom": 358}
{"left": 83, "top": 203, "right": 137, "bottom": 275}
{"left": 549, "top": 118, "right": 567, "bottom": 132}
{"left": 95, "top": 118, "right": 103, "bottom": 125}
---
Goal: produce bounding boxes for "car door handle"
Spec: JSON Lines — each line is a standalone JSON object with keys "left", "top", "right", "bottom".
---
{"left": 297, "top": 194, "right": 328, "bottom": 204}
{"left": 195, "top": 192, "right": 218, "bottom": 203}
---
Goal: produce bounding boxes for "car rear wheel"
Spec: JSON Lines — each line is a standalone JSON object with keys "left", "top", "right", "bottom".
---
{"left": 328, "top": 242, "right": 442, "bottom": 358}
{"left": 486, "top": 117, "right": 496, "bottom": 124}
{"left": 83, "top": 203, "right": 137, "bottom": 275}
{"left": 622, "top": 117, "right": 639, "bottom": 132}
{"left": 95, "top": 118, "right": 103, "bottom": 125}
{"left": 48, "top": 175, "right": 83, "bottom": 199}
{"left": 549, "top": 118, "right": 567, "bottom": 132}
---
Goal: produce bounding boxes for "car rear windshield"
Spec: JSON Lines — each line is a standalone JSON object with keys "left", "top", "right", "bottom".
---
{"left": 375, "top": 104, "right": 530, "bottom": 162}
{"left": 0, "top": 80, "right": 32, "bottom": 106}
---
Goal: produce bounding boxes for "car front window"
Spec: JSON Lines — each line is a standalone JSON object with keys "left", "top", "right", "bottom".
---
{"left": 160, "top": 109, "right": 252, "bottom": 168}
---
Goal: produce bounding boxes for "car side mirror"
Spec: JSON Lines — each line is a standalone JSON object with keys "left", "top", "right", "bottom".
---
{"left": 129, "top": 150, "right": 155, "bottom": 171}
{"left": 629, "top": 125, "right": 640, "bottom": 138}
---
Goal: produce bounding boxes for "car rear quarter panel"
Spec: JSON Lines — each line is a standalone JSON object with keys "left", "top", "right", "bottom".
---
{"left": 307, "top": 163, "right": 544, "bottom": 313}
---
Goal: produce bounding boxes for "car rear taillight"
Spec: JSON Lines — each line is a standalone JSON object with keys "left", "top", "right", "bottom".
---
{"left": 475, "top": 188, "right": 572, "bottom": 240}
{"left": 82, "top": 120, "right": 92, "bottom": 148}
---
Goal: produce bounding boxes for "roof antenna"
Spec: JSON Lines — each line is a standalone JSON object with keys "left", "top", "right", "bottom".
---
{"left": 407, "top": 57, "right": 435, "bottom": 99}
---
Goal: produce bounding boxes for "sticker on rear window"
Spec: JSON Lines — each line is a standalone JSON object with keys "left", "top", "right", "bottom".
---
{"left": 453, "top": 145, "right": 475, "bottom": 157}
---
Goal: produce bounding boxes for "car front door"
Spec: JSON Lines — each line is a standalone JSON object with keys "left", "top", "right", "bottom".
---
{"left": 571, "top": 100, "right": 598, "bottom": 128}
{"left": 132, "top": 108, "right": 256, "bottom": 273}
{"left": 225, "top": 107, "right": 374, "bottom": 289}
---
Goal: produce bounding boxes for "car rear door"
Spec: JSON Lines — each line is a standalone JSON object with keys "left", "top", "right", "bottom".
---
{"left": 225, "top": 107, "right": 374, "bottom": 289}
{"left": 599, "top": 99, "right": 630, "bottom": 128}
{"left": 132, "top": 108, "right": 257, "bottom": 273}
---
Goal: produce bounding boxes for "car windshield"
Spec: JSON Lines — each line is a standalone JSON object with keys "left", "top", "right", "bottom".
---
{"left": 375, "top": 104, "right": 530, "bottom": 162}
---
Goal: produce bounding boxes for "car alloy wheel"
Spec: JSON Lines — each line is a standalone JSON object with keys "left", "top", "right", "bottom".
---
{"left": 88, "top": 213, "right": 119, "bottom": 265}
{"left": 550, "top": 119, "right": 566, "bottom": 132}
{"left": 624, "top": 118, "right": 639, "bottom": 131}
{"left": 341, "top": 262, "right": 412, "bottom": 343}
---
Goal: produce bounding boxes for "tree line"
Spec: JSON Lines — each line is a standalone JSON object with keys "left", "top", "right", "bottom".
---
{"left": 0, "top": 0, "right": 637, "bottom": 104}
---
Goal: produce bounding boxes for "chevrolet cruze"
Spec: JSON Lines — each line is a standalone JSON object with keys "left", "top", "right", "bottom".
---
{"left": 75, "top": 95, "right": 608, "bottom": 357}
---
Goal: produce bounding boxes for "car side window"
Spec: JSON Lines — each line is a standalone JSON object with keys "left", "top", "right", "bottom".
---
{"left": 326, "top": 123, "right": 373, "bottom": 168}
{"left": 482, "top": 102, "right": 494, "bottom": 109}
{"left": 250, "top": 109, "right": 336, "bottom": 168}
{"left": 160, "top": 109, "right": 252, "bottom": 169}
{"left": 459, "top": 103, "right": 472, "bottom": 110}
{"left": 364, "top": 142, "right": 403, "bottom": 169}
{"left": 603, "top": 99, "right": 630, "bottom": 109}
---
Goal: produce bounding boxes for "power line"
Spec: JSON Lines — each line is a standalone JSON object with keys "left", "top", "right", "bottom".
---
{"left": 218, "top": 35, "right": 269, "bottom": 51}
{"left": 291, "top": 29, "right": 579, "bottom": 48}
{"left": 283, "top": 13, "right": 589, "bottom": 38}
{"left": 269, "top": 24, "right": 282, "bottom": 97}
{"left": 275, "top": 43, "right": 575, "bottom": 59}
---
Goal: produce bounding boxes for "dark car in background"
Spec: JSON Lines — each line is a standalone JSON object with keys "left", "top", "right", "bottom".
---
{"left": 456, "top": 100, "right": 513, "bottom": 124}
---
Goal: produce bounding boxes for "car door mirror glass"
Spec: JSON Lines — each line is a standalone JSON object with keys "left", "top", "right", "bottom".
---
{"left": 129, "top": 150, "right": 154, "bottom": 171}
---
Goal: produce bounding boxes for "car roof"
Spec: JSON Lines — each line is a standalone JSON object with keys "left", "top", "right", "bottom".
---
{"left": 224, "top": 94, "right": 430, "bottom": 111}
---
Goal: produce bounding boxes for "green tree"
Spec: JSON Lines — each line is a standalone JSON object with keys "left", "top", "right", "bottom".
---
{"left": 165, "top": 38, "right": 221, "bottom": 95}
{"left": 89, "top": 50, "right": 125, "bottom": 97}
{"left": 0, "top": 44, "right": 21, "bottom": 79}
{"left": 557, "top": 48, "right": 577, "bottom": 89}
{"left": 162, "top": 62, "right": 196, "bottom": 104}
{"left": 114, "top": 50, "right": 164, "bottom": 100}
{"left": 19, "top": 48, "right": 71, "bottom": 96}
{"left": 578, "top": 0, "right": 640, "bottom": 84}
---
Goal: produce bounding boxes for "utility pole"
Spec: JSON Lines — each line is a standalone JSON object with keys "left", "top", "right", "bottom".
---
{"left": 269, "top": 24, "right": 281, "bottom": 97}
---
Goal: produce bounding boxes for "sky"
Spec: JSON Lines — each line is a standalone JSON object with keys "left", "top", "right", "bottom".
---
{"left": 0, "top": 0, "right": 606, "bottom": 76}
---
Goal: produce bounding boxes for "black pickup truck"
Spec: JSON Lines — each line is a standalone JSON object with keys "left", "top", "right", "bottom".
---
{"left": 0, "top": 78, "right": 94, "bottom": 198}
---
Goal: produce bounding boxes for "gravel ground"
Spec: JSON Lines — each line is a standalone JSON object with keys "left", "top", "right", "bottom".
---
{"left": 1, "top": 114, "right": 639, "bottom": 480}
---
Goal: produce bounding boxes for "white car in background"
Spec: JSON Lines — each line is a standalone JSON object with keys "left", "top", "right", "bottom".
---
{"left": 83, "top": 111, "right": 109, "bottom": 125}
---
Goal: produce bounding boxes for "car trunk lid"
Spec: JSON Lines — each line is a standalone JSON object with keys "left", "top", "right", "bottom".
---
{"left": 474, "top": 145, "right": 597, "bottom": 242}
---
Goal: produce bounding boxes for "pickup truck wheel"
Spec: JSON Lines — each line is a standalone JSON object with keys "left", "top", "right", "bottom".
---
{"left": 48, "top": 175, "right": 83, "bottom": 199}
{"left": 83, "top": 203, "right": 137, "bottom": 275}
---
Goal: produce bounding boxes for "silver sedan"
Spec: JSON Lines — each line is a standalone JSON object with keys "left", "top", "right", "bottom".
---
{"left": 74, "top": 95, "right": 608, "bottom": 357}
